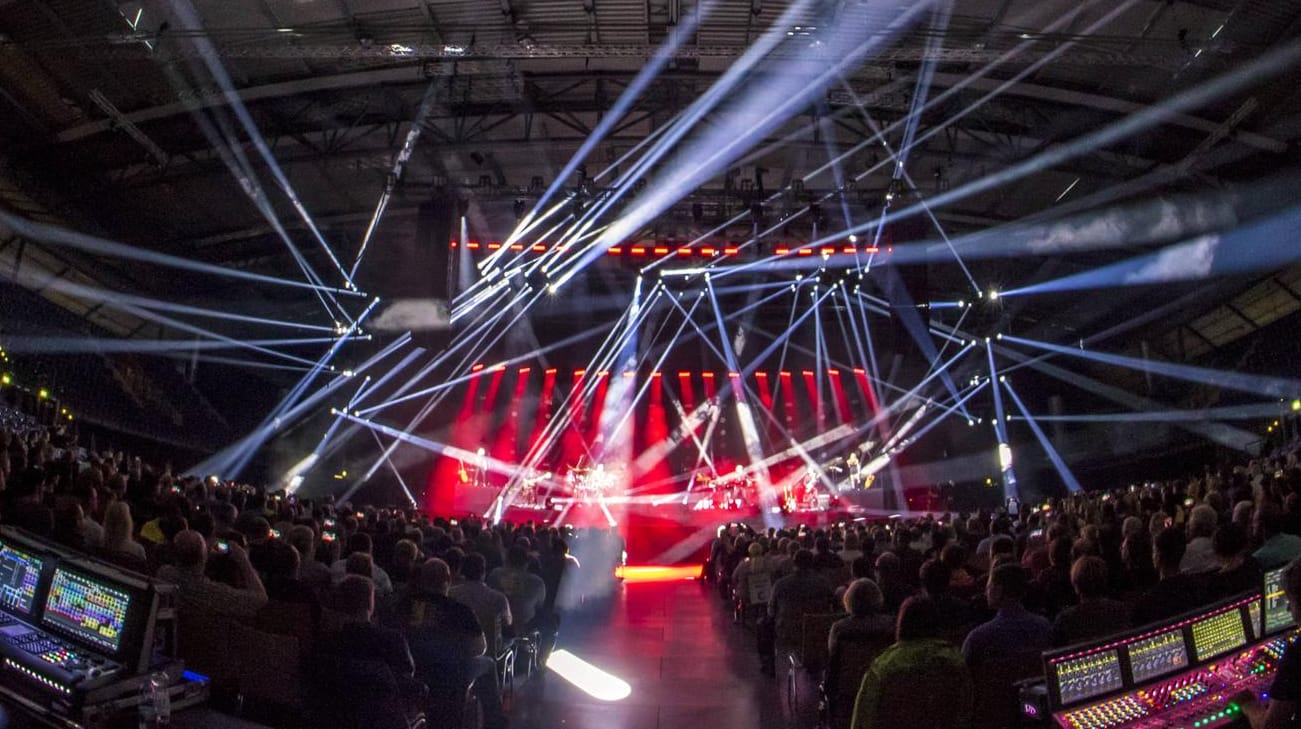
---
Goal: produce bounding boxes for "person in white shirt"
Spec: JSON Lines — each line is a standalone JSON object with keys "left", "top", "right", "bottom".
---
{"left": 1180, "top": 504, "right": 1219, "bottom": 574}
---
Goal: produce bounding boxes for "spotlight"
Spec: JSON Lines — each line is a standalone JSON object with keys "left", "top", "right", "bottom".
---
{"left": 988, "top": 289, "right": 1000, "bottom": 301}
{"left": 38, "top": 388, "right": 48, "bottom": 400}
{"left": 1292, "top": 399, "right": 1300, "bottom": 411}
{"left": 0, "top": 374, "right": 9, "bottom": 385}
{"left": 848, "top": 234, "right": 858, "bottom": 244}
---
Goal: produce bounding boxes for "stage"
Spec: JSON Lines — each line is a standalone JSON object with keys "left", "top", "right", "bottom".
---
{"left": 445, "top": 488, "right": 949, "bottom": 564}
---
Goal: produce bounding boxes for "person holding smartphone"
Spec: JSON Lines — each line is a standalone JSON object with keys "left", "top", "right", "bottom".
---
{"left": 156, "top": 530, "right": 268, "bottom": 619}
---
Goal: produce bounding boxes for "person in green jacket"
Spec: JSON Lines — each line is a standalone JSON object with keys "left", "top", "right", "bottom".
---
{"left": 851, "top": 594, "right": 973, "bottom": 729}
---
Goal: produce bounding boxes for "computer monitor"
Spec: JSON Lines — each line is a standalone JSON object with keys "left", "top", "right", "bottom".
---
{"left": 1052, "top": 649, "right": 1125, "bottom": 706}
{"left": 1190, "top": 608, "right": 1248, "bottom": 662}
{"left": 1264, "top": 565, "right": 1295, "bottom": 635}
{"left": 1127, "top": 628, "right": 1189, "bottom": 684}
{"left": 40, "top": 567, "right": 132, "bottom": 654}
{"left": 0, "top": 541, "right": 43, "bottom": 617}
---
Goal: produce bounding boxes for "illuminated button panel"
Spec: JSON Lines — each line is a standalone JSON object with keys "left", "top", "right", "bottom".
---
{"left": 1062, "top": 694, "right": 1148, "bottom": 729}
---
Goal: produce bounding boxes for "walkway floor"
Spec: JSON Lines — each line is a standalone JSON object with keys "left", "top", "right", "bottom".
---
{"left": 510, "top": 576, "right": 823, "bottom": 729}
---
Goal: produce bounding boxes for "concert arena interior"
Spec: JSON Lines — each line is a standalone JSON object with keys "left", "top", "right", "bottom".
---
{"left": 3, "top": 1, "right": 1301, "bottom": 728}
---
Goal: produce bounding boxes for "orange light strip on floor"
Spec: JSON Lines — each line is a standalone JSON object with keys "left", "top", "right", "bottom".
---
{"left": 615, "top": 565, "right": 702, "bottom": 583}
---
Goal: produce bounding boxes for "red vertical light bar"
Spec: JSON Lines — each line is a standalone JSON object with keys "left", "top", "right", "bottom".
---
{"left": 678, "top": 371, "right": 696, "bottom": 414}
{"left": 828, "top": 369, "right": 851, "bottom": 424}
{"left": 852, "top": 367, "right": 880, "bottom": 418}
{"left": 560, "top": 370, "right": 588, "bottom": 467}
{"left": 586, "top": 371, "right": 611, "bottom": 450}
{"left": 801, "top": 370, "right": 824, "bottom": 432}
{"left": 524, "top": 368, "right": 558, "bottom": 470}
{"left": 779, "top": 371, "right": 797, "bottom": 433}
{"left": 701, "top": 371, "right": 716, "bottom": 401}
{"left": 428, "top": 364, "right": 484, "bottom": 515}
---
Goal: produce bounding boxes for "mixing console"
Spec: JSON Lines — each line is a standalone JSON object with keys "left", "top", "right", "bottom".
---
{"left": 1055, "top": 635, "right": 1290, "bottom": 729}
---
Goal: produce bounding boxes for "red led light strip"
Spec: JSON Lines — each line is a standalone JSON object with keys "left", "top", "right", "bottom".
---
{"left": 448, "top": 241, "right": 879, "bottom": 257}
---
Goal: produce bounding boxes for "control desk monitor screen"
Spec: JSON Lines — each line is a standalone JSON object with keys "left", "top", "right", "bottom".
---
{"left": 0, "top": 541, "right": 43, "bottom": 617}
{"left": 1190, "top": 608, "right": 1248, "bottom": 663}
{"left": 1127, "top": 629, "right": 1189, "bottom": 684}
{"left": 1265, "top": 566, "right": 1295, "bottom": 635}
{"left": 1052, "top": 649, "right": 1125, "bottom": 706}
{"left": 40, "top": 567, "right": 131, "bottom": 654}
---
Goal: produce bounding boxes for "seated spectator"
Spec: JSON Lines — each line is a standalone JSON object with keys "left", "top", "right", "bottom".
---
{"left": 1133, "top": 526, "right": 1205, "bottom": 626}
{"left": 758, "top": 548, "right": 834, "bottom": 676}
{"left": 449, "top": 553, "right": 513, "bottom": 657}
{"left": 1253, "top": 500, "right": 1301, "bottom": 569}
{"left": 331, "top": 532, "right": 394, "bottom": 594}
{"left": 311, "top": 575, "right": 419, "bottom": 729}
{"left": 873, "top": 551, "right": 912, "bottom": 615}
{"left": 813, "top": 536, "right": 846, "bottom": 571}
{"left": 1034, "top": 536, "right": 1077, "bottom": 619}
{"left": 733, "top": 542, "right": 778, "bottom": 610}
{"left": 157, "top": 530, "right": 268, "bottom": 618}
{"left": 1180, "top": 504, "right": 1219, "bottom": 574}
{"left": 102, "top": 501, "right": 146, "bottom": 561}
{"left": 828, "top": 578, "right": 893, "bottom": 656}
{"left": 400, "top": 559, "right": 506, "bottom": 729}
{"left": 288, "top": 524, "right": 333, "bottom": 592}
{"left": 919, "top": 559, "right": 972, "bottom": 644}
{"left": 851, "top": 595, "right": 972, "bottom": 729}
{"left": 1052, "top": 557, "right": 1130, "bottom": 646}
{"left": 488, "top": 544, "right": 548, "bottom": 631}
{"left": 963, "top": 564, "right": 1051, "bottom": 670}
{"left": 834, "top": 555, "right": 874, "bottom": 605}
{"left": 1206, "top": 522, "right": 1263, "bottom": 601}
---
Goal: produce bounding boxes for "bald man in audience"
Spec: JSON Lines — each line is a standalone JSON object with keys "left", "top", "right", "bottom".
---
{"left": 156, "top": 529, "right": 268, "bottom": 618}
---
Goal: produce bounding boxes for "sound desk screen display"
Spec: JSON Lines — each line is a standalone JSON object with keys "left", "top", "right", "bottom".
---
{"left": 0, "top": 542, "right": 42, "bottom": 616}
{"left": 1265, "top": 566, "right": 1294, "bottom": 634}
{"left": 40, "top": 568, "right": 130, "bottom": 653}
{"left": 1127, "top": 629, "right": 1188, "bottom": 683}
{"left": 1054, "top": 650, "right": 1124, "bottom": 706}
{"left": 1191, "top": 609, "right": 1247, "bottom": 662}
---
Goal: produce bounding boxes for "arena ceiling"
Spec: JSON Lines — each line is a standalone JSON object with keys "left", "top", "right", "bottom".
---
{"left": 1, "top": 0, "right": 1300, "bottom": 403}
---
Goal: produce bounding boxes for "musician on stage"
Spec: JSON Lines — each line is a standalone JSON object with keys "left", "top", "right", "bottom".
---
{"left": 1237, "top": 557, "right": 1301, "bottom": 729}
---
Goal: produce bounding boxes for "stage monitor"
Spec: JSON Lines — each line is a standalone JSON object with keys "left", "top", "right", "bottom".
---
{"left": 1052, "top": 649, "right": 1125, "bottom": 706}
{"left": 0, "top": 541, "right": 43, "bottom": 617}
{"left": 1190, "top": 607, "right": 1247, "bottom": 662}
{"left": 1264, "top": 565, "right": 1295, "bottom": 635}
{"left": 1126, "top": 628, "right": 1188, "bottom": 684}
{"left": 40, "top": 567, "right": 131, "bottom": 654}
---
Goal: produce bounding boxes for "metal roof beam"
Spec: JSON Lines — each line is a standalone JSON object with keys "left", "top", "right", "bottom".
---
{"left": 55, "top": 65, "right": 1287, "bottom": 154}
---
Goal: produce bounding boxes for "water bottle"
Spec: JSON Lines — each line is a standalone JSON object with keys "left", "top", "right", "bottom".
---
{"left": 138, "top": 672, "right": 171, "bottom": 728}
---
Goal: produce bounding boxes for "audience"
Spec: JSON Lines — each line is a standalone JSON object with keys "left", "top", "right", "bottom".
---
{"left": 2, "top": 397, "right": 1300, "bottom": 729}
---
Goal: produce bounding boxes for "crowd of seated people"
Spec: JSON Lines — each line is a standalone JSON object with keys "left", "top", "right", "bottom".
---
{"left": 707, "top": 446, "right": 1301, "bottom": 729}
{"left": 0, "top": 419, "right": 625, "bottom": 729}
